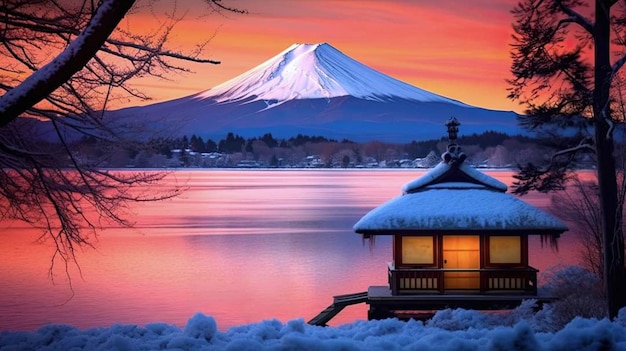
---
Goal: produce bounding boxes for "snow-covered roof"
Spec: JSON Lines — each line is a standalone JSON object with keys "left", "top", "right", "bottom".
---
{"left": 403, "top": 162, "right": 507, "bottom": 193}
{"left": 354, "top": 160, "right": 567, "bottom": 236}
{"left": 353, "top": 187, "right": 568, "bottom": 234}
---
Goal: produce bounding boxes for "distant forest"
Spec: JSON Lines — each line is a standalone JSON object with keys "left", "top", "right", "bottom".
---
{"left": 71, "top": 131, "right": 585, "bottom": 169}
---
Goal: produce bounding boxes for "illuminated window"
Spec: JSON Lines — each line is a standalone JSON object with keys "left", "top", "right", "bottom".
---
{"left": 402, "top": 236, "right": 434, "bottom": 264}
{"left": 489, "top": 236, "right": 521, "bottom": 264}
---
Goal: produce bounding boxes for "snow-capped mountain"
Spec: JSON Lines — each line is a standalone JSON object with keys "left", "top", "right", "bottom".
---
{"left": 195, "top": 43, "right": 466, "bottom": 107}
{"left": 113, "top": 43, "right": 521, "bottom": 142}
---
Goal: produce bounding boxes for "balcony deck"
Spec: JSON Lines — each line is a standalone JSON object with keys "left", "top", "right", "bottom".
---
{"left": 309, "top": 264, "right": 549, "bottom": 325}
{"left": 387, "top": 264, "right": 538, "bottom": 295}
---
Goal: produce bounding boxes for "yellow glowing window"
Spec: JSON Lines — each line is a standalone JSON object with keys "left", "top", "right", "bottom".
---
{"left": 402, "top": 236, "right": 434, "bottom": 264}
{"left": 489, "top": 236, "right": 521, "bottom": 264}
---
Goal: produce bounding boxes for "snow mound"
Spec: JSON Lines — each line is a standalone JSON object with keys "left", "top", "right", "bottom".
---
{"left": 195, "top": 43, "right": 467, "bottom": 106}
{"left": 1, "top": 308, "right": 626, "bottom": 351}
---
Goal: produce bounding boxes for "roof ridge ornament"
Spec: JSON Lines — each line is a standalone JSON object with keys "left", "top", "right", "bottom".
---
{"left": 442, "top": 116, "right": 466, "bottom": 165}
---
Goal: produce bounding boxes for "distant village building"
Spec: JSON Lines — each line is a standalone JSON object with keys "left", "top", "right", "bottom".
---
{"left": 236, "top": 160, "right": 263, "bottom": 168}
{"left": 303, "top": 155, "right": 324, "bottom": 168}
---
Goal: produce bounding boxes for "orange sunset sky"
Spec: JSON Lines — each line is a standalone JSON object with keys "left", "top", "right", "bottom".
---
{"left": 126, "top": 0, "right": 522, "bottom": 112}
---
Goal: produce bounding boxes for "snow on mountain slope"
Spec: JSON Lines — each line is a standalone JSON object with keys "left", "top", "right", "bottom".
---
{"left": 194, "top": 43, "right": 467, "bottom": 107}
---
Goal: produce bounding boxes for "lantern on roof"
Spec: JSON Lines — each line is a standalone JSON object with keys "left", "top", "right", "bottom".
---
{"left": 445, "top": 116, "right": 460, "bottom": 143}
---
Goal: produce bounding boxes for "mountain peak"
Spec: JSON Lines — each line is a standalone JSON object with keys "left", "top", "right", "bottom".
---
{"left": 194, "top": 42, "right": 465, "bottom": 107}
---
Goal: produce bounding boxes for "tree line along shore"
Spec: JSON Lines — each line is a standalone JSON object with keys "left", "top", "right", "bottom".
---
{"left": 69, "top": 131, "right": 598, "bottom": 169}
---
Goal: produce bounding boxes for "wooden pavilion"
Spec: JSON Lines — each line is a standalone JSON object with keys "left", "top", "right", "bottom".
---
{"left": 309, "top": 117, "right": 568, "bottom": 325}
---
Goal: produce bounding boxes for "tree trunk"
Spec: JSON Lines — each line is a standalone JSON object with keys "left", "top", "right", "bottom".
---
{"left": 595, "top": 0, "right": 626, "bottom": 319}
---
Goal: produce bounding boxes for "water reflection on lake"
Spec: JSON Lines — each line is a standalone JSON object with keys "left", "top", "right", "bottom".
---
{"left": 0, "top": 170, "right": 587, "bottom": 331}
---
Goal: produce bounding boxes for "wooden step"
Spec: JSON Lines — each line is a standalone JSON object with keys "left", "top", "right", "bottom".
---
{"left": 308, "top": 291, "right": 368, "bottom": 326}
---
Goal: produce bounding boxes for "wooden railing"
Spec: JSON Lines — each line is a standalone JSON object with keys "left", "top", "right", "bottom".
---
{"left": 387, "top": 263, "right": 538, "bottom": 295}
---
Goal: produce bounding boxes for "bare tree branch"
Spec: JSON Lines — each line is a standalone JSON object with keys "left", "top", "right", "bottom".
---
{"left": 550, "top": 137, "right": 595, "bottom": 159}
{"left": 612, "top": 54, "right": 626, "bottom": 75}
{"left": 556, "top": 0, "right": 594, "bottom": 33}
{"left": 0, "top": 0, "right": 134, "bottom": 127}
{"left": 0, "top": 0, "right": 245, "bottom": 271}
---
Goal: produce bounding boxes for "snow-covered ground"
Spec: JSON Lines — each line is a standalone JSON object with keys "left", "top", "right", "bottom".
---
{"left": 2, "top": 304, "right": 625, "bottom": 351}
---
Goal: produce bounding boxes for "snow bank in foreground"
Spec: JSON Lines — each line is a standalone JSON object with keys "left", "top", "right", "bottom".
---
{"left": 2, "top": 308, "right": 626, "bottom": 351}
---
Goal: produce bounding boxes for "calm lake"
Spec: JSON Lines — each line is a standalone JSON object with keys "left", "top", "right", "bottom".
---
{"left": 0, "top": 169, "right": 586, "bottom": 331}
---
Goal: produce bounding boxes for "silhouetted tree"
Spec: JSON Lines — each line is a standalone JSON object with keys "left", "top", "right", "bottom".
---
{"left": 460, "top": 131, "right": 514, "bottom": 149}
{"left": 218, "top": 132, "right": 246, "bottom": 153}
{"left": 154, "top": 138, "right": 173, "bottom": 158}
{"left": 269, "top": 155, "right": 280, "bottom": 167}
{"left": 288, "top": 134, "right": 334, "bottom": 147}
{"left": 181, "top": 135, "right": 190, "bottom": 150}
{"left": 206, "top": 139, "right": 218, "bottom": 153}
{"left": 508, "top": 0, "right": 625, "bottom": 318}
{"left": 179, "top": 149, "right": 190, "bottom": 167}
{"left": 0, "top": 0, "right": 245, "bottom": 270}
{"left": 405, "top": 139, "right": 441, "bottom": 159}
{"left": 245, "top": 140, "right": 254, "bottom": 153}
{"left": 260, "top": 133, "right": 278, "bottom": 148}
{"left": 353, "top": 147, "right": 363, "bottom": 164}
{"left": 552, "top": 178, "right": 604, "bottom": 277}
{"left": 190, "top": 135, "right": 206, "bottom": 152}
{"left": 342, "top": 155, "right": 350, "bottom": 168}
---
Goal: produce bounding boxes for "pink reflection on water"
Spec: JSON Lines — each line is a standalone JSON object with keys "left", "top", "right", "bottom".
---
{"left": 1, "top": 229, "right": 390, "bottom": 330}
{"left": 0, "top": 170, "right": 587, "bottom": 331}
